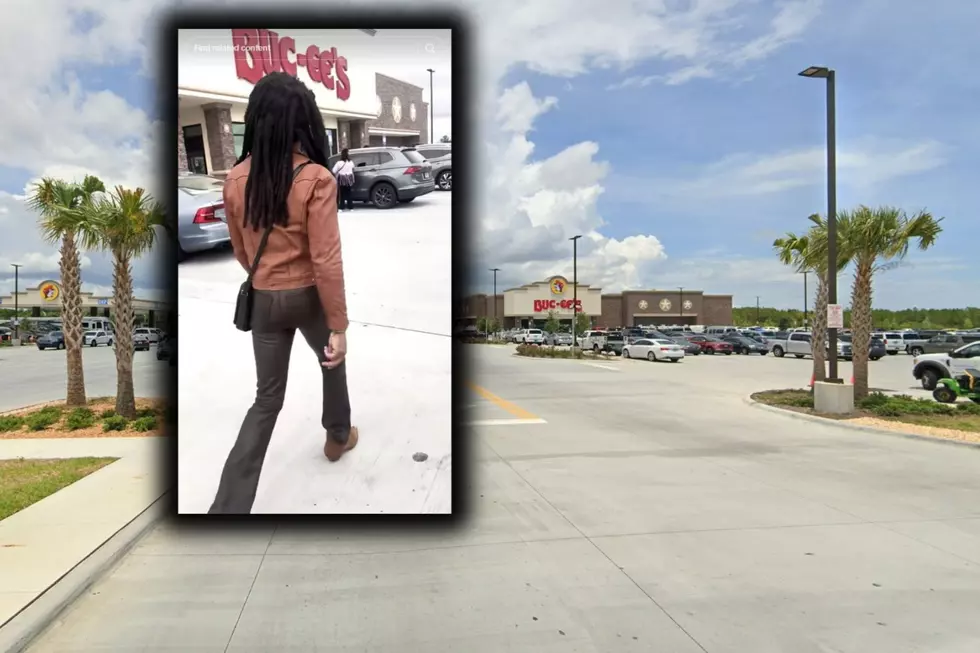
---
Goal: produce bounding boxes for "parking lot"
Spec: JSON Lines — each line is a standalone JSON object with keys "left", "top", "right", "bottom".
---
{"left": 0, "top": 342, "right": 168, "bottom": 412}
{"left": 175, "top": 191, "right": 452, "bottom": 514}
{"left": 26, "top": 341, "right": 980, "bottom": 652}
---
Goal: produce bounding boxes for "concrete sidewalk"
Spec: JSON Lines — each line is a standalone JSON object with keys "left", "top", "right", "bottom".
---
{"left": 176, "top": 193, "right": 453, "bottom": 514}
{"left": 0, "top": 437, "right": 168, "bottom": 631}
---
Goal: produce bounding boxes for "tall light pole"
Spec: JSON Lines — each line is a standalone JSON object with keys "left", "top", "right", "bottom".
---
{"left": 11, "top": 263, "right": 21, "bottom": 343}
{"left": 803, "top": 270, "right": 809, "bottom": 328}
{"left": 756, "top": 296, "right": 760, "bottom": 324}
{"left": 426, "top": 68, "right": 435, "bottom": 144}
{"left": 799, "top": 65, "right": 840, "bottom": 383}
{"left": 490, "top": 267, "right": 500, "bottom": 337}
{"left": 678, "top": 287, "right": 684, "bottom": 325}
{"left": 570, "top": 235, "right": 582, "bottom": 343}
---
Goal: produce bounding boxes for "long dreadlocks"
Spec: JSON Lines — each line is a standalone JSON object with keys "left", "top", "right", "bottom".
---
{"left": 236, "top": 72, "right": 329, "bottom": 230}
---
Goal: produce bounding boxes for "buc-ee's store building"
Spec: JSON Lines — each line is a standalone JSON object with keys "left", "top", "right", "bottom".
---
{"left": 460, "top": 277, "right": 734, "bottom": 330}
{"left": 177, "top": 29, "right": 432, "bottom": 177}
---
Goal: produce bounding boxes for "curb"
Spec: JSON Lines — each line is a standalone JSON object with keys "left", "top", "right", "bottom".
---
{"left": 0, "top": 492, "right": 170, "bottom": 653}
{"left": 744, "top": 396, "right": 980, "bottom": 450}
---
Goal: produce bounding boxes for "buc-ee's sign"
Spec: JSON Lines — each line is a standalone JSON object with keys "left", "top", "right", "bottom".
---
{"left": 533, "top": 299, "right": 582, "bottom": 313}
{"left": 232, "top": 29, "right": 351, "bottom": 101}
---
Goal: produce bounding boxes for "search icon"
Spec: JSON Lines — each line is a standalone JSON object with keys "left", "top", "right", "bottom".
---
{"left": 424, "top": 43, "right": 435, "bottom": 54}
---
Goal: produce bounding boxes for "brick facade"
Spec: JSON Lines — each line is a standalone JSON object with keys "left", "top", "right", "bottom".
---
{"left": 459, "top": 289, "right": 733, "bottom": 328}
{"left": 202, "top": 103, "right": 237, "bottom": 173}
{"left": 367, "top": 73, "right": 429, "bottom": 145}
{"left": 177, "top": 104, "right": 189, "bottom": 173}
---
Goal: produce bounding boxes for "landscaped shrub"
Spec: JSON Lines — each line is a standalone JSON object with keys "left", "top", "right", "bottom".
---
{"left": 515, "top": 344, "right": 584, "bottom": 359}
{"left": 102, "top": 415, "right": 129, "bottom": 432}
{"left": 136, "top": 407, "right": 156, "bottom": 419}
{"left": 25, "top": 406, "right": 63, "bottom": 431}
{"left": 0, "top": 415, "right": 24, "bottom": 432}
{"left": 63, "top": 407, "right": 96, "bottom": 431}
{"left": 131, "top": 415, "right": 158, "bottom": 432}
{"left": 99, "top": 408, "right": 116, "bottom": 419}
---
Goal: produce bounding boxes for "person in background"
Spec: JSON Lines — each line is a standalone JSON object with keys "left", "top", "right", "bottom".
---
{"left": 332, "top": 148, "right": 356, "bottom": 211}
{"left": 209, "top": 72, "right": 358, "bottom": 515}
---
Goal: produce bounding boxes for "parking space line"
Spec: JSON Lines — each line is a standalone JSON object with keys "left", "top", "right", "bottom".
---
{"left": 469, "top": 418, "right": 548, "bottom": 426}
{"left": 467, "top": 382, "right": 542, "bottom": 420}
{"left": 582, "top": 362, "right": 620, "bottom": 371}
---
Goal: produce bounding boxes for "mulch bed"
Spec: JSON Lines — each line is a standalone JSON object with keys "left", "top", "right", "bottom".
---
{"left": 0, "top": 397, "right": 171, "bottom": 439}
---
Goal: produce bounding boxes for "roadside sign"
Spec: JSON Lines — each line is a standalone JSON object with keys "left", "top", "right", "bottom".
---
{"left": 827, "top": 303, "right": 844, "bottom": 329}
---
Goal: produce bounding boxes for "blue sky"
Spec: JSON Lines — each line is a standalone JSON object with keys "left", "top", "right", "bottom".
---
{"left": 483, "top": 0, "right": 977, "bottom": 308}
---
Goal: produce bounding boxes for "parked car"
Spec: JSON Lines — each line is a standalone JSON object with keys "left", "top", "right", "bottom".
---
{"left": 868, "top": 335, "right": 886, "bottom": 361}
{"left": 623, "top": 338, "right": 685, "bottom": 362}
{"left": 131, "top": 333, "right": 151, "bottom": 351}
{"left": 134, "top": 327, "right": 161, "bottom": 344}
{"left": 577, "top": 330, "right": 609, "bottom": 352}
{"left": 415, "top": 143, "right": 452, "bottom": 191}
{"left": 83, "top": 330, "right": 112, "bottom": 347}
{"left": 907, "top": 333, "right": 980, "bottom": 357}
{"left": 545, "top": 332, "right": 573, "bottom": 346}
{"left": 687, "top": 335, "right": 734, "bottom": 355}
{"left": 602, "top": 331, "right": 627, "bottom": 356}
{"left": 157, "top": 335, "right": 176, "bottom": 365}
{"left": 722, "top": 334, "right": 769, "bottom": 355}
{"left": 36, "top": 330, "right": 66, "bottom": 351}
{"left": 768, "top": 332, "right": 812, "bottom": 358}
{"left": 326, "top": 147, "right": 435, "bottom": 209}
{"left": 912, "top": 341, "right": 980, "bottom": 390}
{"left": 516, "top": 329, "right": 545, "bottom": 344}
{"left": 669, "top": 336, "right": 702, "bottom": 356}
{"left": 880, "top": 332, "right": 906, "bottom": 355}
{"left": 176, "top": 172, "right": 227, "bottom": 262}
{"left": 894, "top": 331, "right": 927, "bottom": 353}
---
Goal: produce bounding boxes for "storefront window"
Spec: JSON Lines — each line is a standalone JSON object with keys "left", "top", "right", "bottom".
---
{"left": 232, "top": 122, "right": 246, "bottom": 158}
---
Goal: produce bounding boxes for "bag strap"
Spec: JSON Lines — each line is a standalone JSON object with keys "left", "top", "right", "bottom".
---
{"left": 246, "top": 161, "right": 312, "bottom": 280}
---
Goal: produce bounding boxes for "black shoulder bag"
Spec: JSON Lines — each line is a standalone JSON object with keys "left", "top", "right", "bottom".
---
{"left": 234, "top": 161, "right": 311, "bottom": 332}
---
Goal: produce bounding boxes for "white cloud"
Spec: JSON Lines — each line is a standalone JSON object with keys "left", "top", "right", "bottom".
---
{"left": 0, "top": 252, "right": 93, "bottom": 273}
{"left": 645, "top": 139, "right": 949, "bottom": 200}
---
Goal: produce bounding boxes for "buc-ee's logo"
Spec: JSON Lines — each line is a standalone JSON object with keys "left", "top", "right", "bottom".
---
{"left": 232, "top": 29, "right": 351, "bottom": 101}
{"left": 39, "top": 281, "right": 60, "bottom": 302}
{"left": 549, "top": 277, "right": 567, "bottom": 295}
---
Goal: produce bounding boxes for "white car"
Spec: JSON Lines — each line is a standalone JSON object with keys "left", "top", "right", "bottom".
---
{"left": 546, "top": 332, "right": 573, "bottom": 346}
{"left": 912, "top": 341, "right": 980, "bottom": 390}
{"left": 83, "top": 330, "right": 113, "bottom": 347}
{"left": 517, "top": 329, "right": 545, "bottom": 344}
{"left": 134, "top": 327, "right": 161, "bottom": 343}
{"left": 623, "top": 338, "right": 685, "bottom": 362}
{"left": 880, "top": 332, "right": 904, "bottom": 355}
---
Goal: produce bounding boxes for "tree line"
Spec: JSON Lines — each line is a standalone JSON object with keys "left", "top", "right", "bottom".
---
{"left": 732, "top": 306, "right": 978, "bottom": 331}
{"left": 27, "top": 176, "right": 164, "bottom": 419}
{"left": 773, "top": 206, "right": 943, "bottom": 400}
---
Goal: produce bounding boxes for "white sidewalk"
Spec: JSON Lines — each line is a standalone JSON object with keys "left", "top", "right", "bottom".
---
{"left": 176, "top": 192, "right": 453, "bottom": 514}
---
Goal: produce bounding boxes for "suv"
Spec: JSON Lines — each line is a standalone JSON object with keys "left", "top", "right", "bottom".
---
{"left": 517, "top": 329, "right": 545, "bottom": 344}
{"left": 414, "top": 144, "right": 452, "bottom": 191}
{"left": 327, "top": 147, "right": 435, "bottom": 209}
{"left": 908, "top": 333, "right": 980, "bottom": 357}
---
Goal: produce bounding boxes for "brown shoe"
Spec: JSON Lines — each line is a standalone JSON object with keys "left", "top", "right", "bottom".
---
{"left": 324, "top": 426, "right": 358, "bottom": 462}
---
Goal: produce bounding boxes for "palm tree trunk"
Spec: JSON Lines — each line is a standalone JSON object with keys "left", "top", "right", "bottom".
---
{"left": 810, "top": 275, "right": 829, "bottom": 384}
{"left": 850, "top": 260, "right": 874, "bottom": 400}
{"left": 112, "top": 250, "right": 137, "bottom": 418}
{"left": 60, "top": 233, "right": 87, "bottom": 407}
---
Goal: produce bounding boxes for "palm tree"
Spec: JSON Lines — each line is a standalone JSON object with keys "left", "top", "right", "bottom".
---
{"left": 80, "top": 186, "right": 165, "bottom": 418}
{"left": 838, "top": 206, "right": 943, "bottom": 399}
{"left": 27, "top": 175, "right": 106, "bottom": 407}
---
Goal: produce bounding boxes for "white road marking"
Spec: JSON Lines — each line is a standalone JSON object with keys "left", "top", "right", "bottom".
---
{"left": 468, "top": 418, "right": 548, "bottom": 426}
{"left": 582, "top": 362, "right": 620, "bottom": 371}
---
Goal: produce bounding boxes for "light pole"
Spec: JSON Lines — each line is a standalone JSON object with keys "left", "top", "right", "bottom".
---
{"left": 490, "top": 267, "right": 500, "bottom": 338}
{"left": 426, "top": 68, "right": 435, "bottom": 144}
{"left": 570, "top": 235, "right": 582, "bottom": 343}
{"left": 799, "top": 65, "right": 840, "bottom": 383}
{"left": 756, "top": 296, "right": 760, "bottom": 324}
{"left": 678, "top": 287, "right": 684, "bottom": 325}
{"left": 803, "top": 270, "right": 809, "bottom": 328}
{"left": 11, "top": 263, "right": 21, "bottom": 343}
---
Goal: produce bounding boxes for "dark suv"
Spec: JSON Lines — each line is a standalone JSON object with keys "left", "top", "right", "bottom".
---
{"left": 327, "top": 147, "right": 435, "bottom": 209}
{"left": 415, "top": 144, "right": 452, "bottom": 191}
{"left": 36, "top": 330, "right": 66, "bottom": 350}
{"left": 908, "top": 333, "right": 980, "bottom": 357}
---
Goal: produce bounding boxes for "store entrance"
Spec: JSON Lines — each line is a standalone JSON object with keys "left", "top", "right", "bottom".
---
{"left": 183, "top": 125, "right": 207, "bottom": 175}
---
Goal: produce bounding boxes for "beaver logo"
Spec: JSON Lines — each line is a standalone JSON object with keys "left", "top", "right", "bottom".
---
{"left": 549, "top": 277, "right": 567, "bottom": 295}
{"left": 39, "top": 282, "right": 60, "bottom": 302}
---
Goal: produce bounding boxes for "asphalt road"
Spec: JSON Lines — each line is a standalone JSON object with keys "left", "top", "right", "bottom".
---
{"left": 0, "top": 343, "right": 168, "bottom": 412}
{"left": 25, "top": 344, "right": 980, "bottom": 652}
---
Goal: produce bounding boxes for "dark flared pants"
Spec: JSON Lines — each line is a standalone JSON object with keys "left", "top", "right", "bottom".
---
{"left": 338, "top": 184, "right": 354, "bottom": 210}
{"left": 209, "top": 286, "right": 351, "bottom": 514}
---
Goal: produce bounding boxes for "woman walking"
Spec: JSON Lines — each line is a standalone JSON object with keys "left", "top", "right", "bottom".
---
{"left": 209, "top": 72, "right": 358, "bottom": 515}
{"left": 332, "top": 148, "right": 356, "bottom": 211}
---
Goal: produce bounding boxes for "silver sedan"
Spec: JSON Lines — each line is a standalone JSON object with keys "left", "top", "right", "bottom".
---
{"left": 176, "top": 173, "right": 228, "bottom": 261}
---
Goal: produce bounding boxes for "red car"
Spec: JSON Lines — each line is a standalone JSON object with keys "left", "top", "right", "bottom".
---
{"left": 686, "top": 335, "right": 733, "bottom": 355}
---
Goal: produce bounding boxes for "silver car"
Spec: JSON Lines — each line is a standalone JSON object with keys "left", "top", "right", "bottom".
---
{"left": 83, "top": 330, "right": 113, "bottom": 347}
{"left": 415, "top": 144, "right": 452, "bottom": 191}
{"left": 327, "top": 147, "right": 435, "bottom": 209}
{"left": 176, "top": 173, "right": 228, "bottom": 261}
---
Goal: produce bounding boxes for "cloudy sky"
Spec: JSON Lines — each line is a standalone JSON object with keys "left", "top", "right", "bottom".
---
{"left": 0, "top": 0, "right": 975, "bottom": 310}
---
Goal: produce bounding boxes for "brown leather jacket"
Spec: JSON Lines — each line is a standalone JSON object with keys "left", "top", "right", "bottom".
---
{"left": 223, "top": 152, "right": 349, "bottom": 331}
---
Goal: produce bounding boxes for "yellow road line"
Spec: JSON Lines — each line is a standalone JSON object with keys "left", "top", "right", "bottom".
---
{"left": 467, "top": 382, "right": 540, "bottom": 420}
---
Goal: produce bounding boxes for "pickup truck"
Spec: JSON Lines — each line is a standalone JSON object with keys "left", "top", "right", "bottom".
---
{"left": 907, "top": 333, "right": 980, "bottom": 357}
{"left": 577, "top": 330, "right": 608, "bottom": 351}
{"left": 912, "top": 340, "right": 980, "bottom": 390}
{"left": 769, "top": 331, "right": 858, "bottom": 360}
